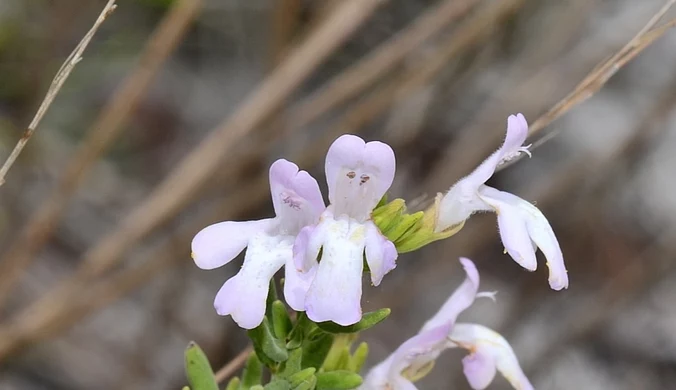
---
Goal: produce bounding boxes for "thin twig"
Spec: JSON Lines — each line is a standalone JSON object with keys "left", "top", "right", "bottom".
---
{"left": 0, "top": 0, "right": 117, "bottom": 185}
{"left": 0, "top": 0, "right": 203, "bottom": 310}
{"left": 214, "top": 346, "right": 254, "bottom": 384}
{"left": 289, "top": 0, "right": 480, "bottom": 128}
{"left": 0, "top": 0, "right": 383, "bottom": 362}
{"left": 499, "top": 0, "right": 676, "bottom": 170}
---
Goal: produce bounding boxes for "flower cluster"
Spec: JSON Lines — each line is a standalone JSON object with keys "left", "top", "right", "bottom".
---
{"left": 436, "top": 114, "right": 568, "bottom": 290}
{"left": 192, "top": 135, "right": 397, "bottom": 329}
{"left": 360, "top": 258, "right": 532, "bottom": 390}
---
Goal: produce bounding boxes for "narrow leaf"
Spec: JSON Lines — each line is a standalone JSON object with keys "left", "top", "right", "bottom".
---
{"left": 240, "top": 352, "right": 263, "bottom": 388}
{"left": 315, "top": 371, "right": 362, "bottom": 390}
{"left": 316, "top": 309, "right": 390, "bottom": 334}
{"left": 184, "top": 342, "right": 218, "bottom": 390}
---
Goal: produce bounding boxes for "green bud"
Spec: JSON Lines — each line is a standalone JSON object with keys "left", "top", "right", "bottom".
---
{"left": 225, "top": 377, "right": 240, "bottom": 390}
{"left": 315, "top": 371, "right": 363, "bottom": 390}
{"left": 288, "top": 368, "right": 316, "bottom": 387}
{"left": 292, "top": 375, "right": 317, "bottom": 390}
{"left": 316, "top": 308, "right": 390, "bottom": 334}
{"left": 240, "top": 352, "right": 263, "bottom": 388}
{"left": 348, "top": 342, "right": 368, "bottom": 373}
{"left": 263, "top": 380, "right": 291, "bottom": 390}
{"left": 184, "top": 342, "right": 218, "bottom": 390}
{"left": 271, "top": 300, "right": 292, "bottom": 340}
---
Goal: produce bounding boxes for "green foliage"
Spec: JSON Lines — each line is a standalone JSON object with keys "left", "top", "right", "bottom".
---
{"left": 184, "top": 342, "right": 218, "bottom": 390}
{"left": 315, "top": 371, "right": 363, "bottom": 390}
{"left": 372, "top": 197, "right": 464, "bottom": 253}
{"left": 248, "top": 318, "right": 289, "bottom": 366}
{"left": 241, "top": 353, "right": 264, "bottom": 388}
{"left": 272, "top": 300, "right": 293, "bottom": 340}
{"left": 316, "top": 309, "right": 390, "bottom": 334}
{"left": 225, "top": 377, "right": 241, "bottom": 390}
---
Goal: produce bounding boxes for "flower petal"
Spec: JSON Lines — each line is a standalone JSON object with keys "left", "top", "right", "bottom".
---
{"left": 523, "top": 203, "right": 568, "bottom": 290}
{"left": 480, "top": 186, "right": 567, "bottom": 289}
{"left": 269, "top": 159, "right": 325, "bottom": 234}
{"left": 436, "top": 114, "right": 530, "bottom": 232}
{"left": 421, "top": 257, "right": 480, "bottom": 332}
{"left": 364, "top": 221, "right": 397, "bottom": 286}
{"left": 500, "top": 113, "right": 529, "bottom": 160}
{"left": 479, "top": 186, "right": 538, "bottom": 271}
{"left": 450, "top": 323, "right": 534, "bottom": 390}
{"left": 462, "top": 351, "right": 497, "bottom": 390}
{"left": 284, "top": 257, "right": 316, "bottom": 311}
{"left": 305, "top": 218, "right": 366, "bottom": 325}
{"left": 213, "top": 233, "right": 290, "bottom": 329}
{"left": 325, "top": 135, "right": 396, "bottom": 221}
{"left": 191, "top": 219, "right": 272, "bottom": 270}
{"left": 294, "top": 223, "right": 325, "bottom": 272}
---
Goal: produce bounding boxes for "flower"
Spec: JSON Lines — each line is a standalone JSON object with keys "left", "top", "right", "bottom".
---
{"left": 295, "top": 135, "right": 398, "bottom": 326}
{"left": 436, "top": 113, "right": 568, "bottom": 290}
{"left": 361, "top": 258, "right": 533, "bottom": 390}
{"left": 191, "top": 159, "right": 325, "bottom": 329}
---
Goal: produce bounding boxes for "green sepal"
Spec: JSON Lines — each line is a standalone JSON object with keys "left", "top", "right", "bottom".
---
{"left": 279, "top": 348, "right": 303, "bottom": 378}
{"left": 184, "top": 342, "right": 218, "bottom": 390}
{"left": 288, "top": 368, "right": 316, "bottom": 387}
{"left": 287, "top": 313, "right": 311, "bottom": 350}
{"left": 263, "top": 380, "right": 291, "bottom": 390}
{"left": 315, "top": 371, "right": 362, "bottom": 390}
{"left": 271, "top": 300, "right": 293, "bottom": 340}
{"left": 266, "top": 279, "right": 279, "bottom": 320}
{"left": 250, "top": 386, "right": 265, "bottom": 390}
{"left": 248, "top": 318, "right": 289, "bottom": 366}
{"left": 316, "top": 308, "right": 390, "bottom": 334}
{"left": 225, "top": 377, "right": 240, "bottom": 390}
{"left": 372, "top": 198, "right": 405, "bottom": 234}
{"left": 321, "top": 334, "right": 355, "bottom": 371}
{"left": 348, "top": 342, "right": 368, "bottom": 373}
{"left": 302, "top": 328, "right": 334, "bottom": 369}
{"left": 240, "top": 352, "right": 263, "bottom": 388}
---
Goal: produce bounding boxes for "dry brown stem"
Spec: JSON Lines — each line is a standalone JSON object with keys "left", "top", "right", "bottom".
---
{"left": 289, "top": 0, "right": 480, "bottom": 128}
{"left": 499, "top": 0, "right": 676, "bottom": 170}
{"left": 0, "top": 0, "right": 382, "bottom": 362}
{"left": 0, "top": 0, "right": 118, "bottom": 185}
{"left": 0, "top": 0, "right": 203, "bottom": 310}
{"left": 214, "top": 346, "right": 254, "bottom": 384}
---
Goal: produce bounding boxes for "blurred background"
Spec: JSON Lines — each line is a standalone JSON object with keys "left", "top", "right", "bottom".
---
{"left": 0, "top": 0, "right": 676, "bottom": 388}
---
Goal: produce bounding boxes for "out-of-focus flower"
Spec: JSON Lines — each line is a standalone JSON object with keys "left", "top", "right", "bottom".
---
{"left": 295, "top": 135, "right": 397, "bottom": 326}
{"left": 361, "top": 258, "right": 533, "bottom": 390}
{"left": 191, "top": 159, "right": 324, "bottom": 329}
{"left": 436, "top": 114, "right": 568, "bottom": 290}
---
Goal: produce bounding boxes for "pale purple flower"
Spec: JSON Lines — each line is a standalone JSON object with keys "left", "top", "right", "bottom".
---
{"left": 361, "top": 258, "right": 533, "bottom": 390}
{"left": 295, "top": 135, "right": 397, "bottom": 326}
{"left": 436, "top": 114, "right": 568, "bottom": 290}
{"left": 191, "top": 159, "right": 324, "bottom": 329}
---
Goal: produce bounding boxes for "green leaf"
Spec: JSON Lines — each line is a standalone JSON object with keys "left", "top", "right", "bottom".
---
{"left": 279, "top": 348, "right": 303, "bottom": 378}
{"left": 184, "top": 342, "right": 218, "bottom": 390}
{"left": 348, "top": 342, "right": 368, "bottom": 373}
{"left": 225, "top": 377, "right": 240, "bottom": 390}
{"left": 250, "top": 386, "right": 265, "bottom": 390}
{"left": 271, "top": 300, "right": 292, "bottom": 340}
{"left": 248, "top": 318, "right": 289, "bottom": 366}
{"left": 315, "top": 371, "right": 362, "bottom": 390}
{"left": 302, "top": 329, "right": 334, "bottom": 369}
{"left": 288, "top": 368, "right": 316, "bottom": 387}
{"left": 321, "top": 334, "right": 356, "bottom": 372}
{"left": 266, "top": 279, "right": 279, "bottom": 320}
{"left": 264, "top": 380, "right": 291, "bottom": 390}
{"left": 287, "top": 313, "right": 311, "bottom": 350}
{"left": 292, "top": 375, "right": 317, "bottom": 390}
{"left": 315, "top": 309, "right": 391, "bottom": 334}
{"left": 240, "top": 352, "right": 263, "bottom": 388}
